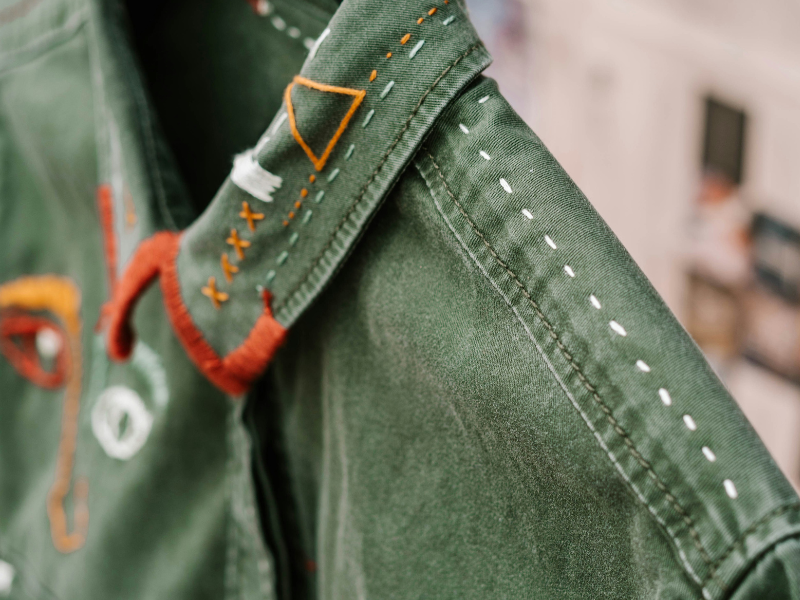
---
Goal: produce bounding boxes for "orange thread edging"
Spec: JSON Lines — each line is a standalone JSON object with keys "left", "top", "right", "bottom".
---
{"left": 105, "top": 232, "right": 287, "bottom": 396}
{"left": 0, "top": 313, "right": 68, "bottom": 388}
{"left": 0, "top": 276, "right": 87, "bottom": 553}
{"left": 97, "top": 184, "right": 118, "bottom": 295}
{"left": 284, "top": 75, "right": 366, "bottom": 172}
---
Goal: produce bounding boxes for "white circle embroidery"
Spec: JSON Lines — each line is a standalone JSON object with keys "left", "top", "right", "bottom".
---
{"left": 92, "top": 386, "right": 154, "bottom": 460}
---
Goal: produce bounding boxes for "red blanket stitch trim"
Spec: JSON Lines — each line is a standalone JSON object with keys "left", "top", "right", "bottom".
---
{"left": 104, "top": 231, "right": 286, "bottom": 395}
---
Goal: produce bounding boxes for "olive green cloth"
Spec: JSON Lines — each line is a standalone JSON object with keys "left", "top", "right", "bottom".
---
{"left": 0, "top": 0, "right": 799, "bottom": 598}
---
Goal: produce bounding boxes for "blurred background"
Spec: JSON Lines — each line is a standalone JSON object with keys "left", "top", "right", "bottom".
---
{"left": 465, "top": 0, "right": 800, "bottom": 490}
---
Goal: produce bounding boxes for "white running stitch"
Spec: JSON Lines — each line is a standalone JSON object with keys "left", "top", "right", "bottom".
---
{"left": 271, "top": 15, "right": 286, "bottom": 30}
{"left": 478, "top": 95, "right": 489, "bottom": 103}
{"left": 500, "top": 178, "right": 512, "bottom": 193}
{"left": 380, "top": 80, "right": 395, "bottom": 99}
{"left": 423, "top": 178, "right": 703, "bottom": 585}
{"left": 544, "top": 235, "right": 557, "bottom": 250}
{"left": 409, "top": 39, "right": 425, "bottom": 59}
{"left": 683, "top": 415, "right": 697, "bottom": 431}
{"left": 362, "top": 109, "right": 375, "bottom": 127}
{"left": 287, "top": 26, "right": 301, "bottom": 39}
{"left": 609, "top": 320, "right": 627, "bottom": 336}
{"left": 702, "top": 447, "right": 716, "bottom": 462}
{"left": 479, "top": 150, "right": 491, "bottom": 160}
{"left": 723, "top": 479, "right": 738, "bottom": 499}
{"left": 589, "top": 294, "right": 602, "bottom": 309}
{"left": 443, "top": 15, "right": 456, "bottom": 25}
{"left": 564, "top": 265, "right": 575, "bottom": 278}
{"left": 636, "top": 359, "right": 651, "bottom": 372}
{"left": 521, "top": 209, "right": 533, "bottom": 220}
{"left": 458, "top": 123, "right": 469, "bottom": 134}
{"left": 658, "top": 388, "right": 672, "bottom": 406}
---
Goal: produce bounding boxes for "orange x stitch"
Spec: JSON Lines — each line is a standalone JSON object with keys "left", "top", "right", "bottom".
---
{"left": 239, "top": 201, "right": 264, "bottom": 232}
{"left": 226, "top": 228, "right": 251, "bottom": 260}
{"left": 202, "top": 276, "right": 229, "bottom": 309}
{"left": 284, "top": 75, "right": 366, "bottom": 172}
{"left": 220, "top": 253, "right": 239, "bottom": 283}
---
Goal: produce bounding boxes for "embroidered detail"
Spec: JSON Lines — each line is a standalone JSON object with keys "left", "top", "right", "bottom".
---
{"left": 563, "top": 265, "right": 575, "bottom": 278}
{"left": 544, "top": 235, "right": 557, "bottom": 249}
{"left": 362, "top": 109, "right": 375, "bottom": 127}
{"left": 239, "top": 201, "right": 265, "bottom": 232}
{"left": 284, "top": 75, "right": 366, "bottom": 171}
{"left": 221, "top": 254, "right": 240, "bottom": 283}
{"left": 442, "top": 15, "right": 455, "bottom": 25}
{"left": 202, "top": 276, "right": 229, "bottom": 309}
{"left": 309, "top": 174, "right": 316, "bottom": 183}
{"left": 232, "top": 151, "right": 284, "bottom": 202}
{"left": 0, "top": 314, "right": 67, "bottom": 388}
{"left": 226, "top": 229, "right": 251, "bottom": 260}
{"left": 345, "top": 144, "right": 356, "bottom": 160}
{"left": 479, "top": 150, "right": 490, "bottom": 160}
{"left": 683, "top": 414, "right": 697, "bottom": 431}
{"left": 380, "top": 80, "right": 395, "bottom": 99}
{"left": 0, "top": 276, "right": 87, "bottom": 553}
{"left": 499, "top": 178, "right": 512, "bottom": 193}
{"left": 400, "top": 33, "right": 411, "bottom": 45}
{"left": 104, "top": 232, "right": 287, "bottom": 395}
{"left": 370, "top": 69, "right": 377, "bottom": 82}
{"left": 459, "top": 123, "right": 469, "bottom": 134}
{"left": 327, "top": 168, "right": 340, "bottom": 182}
{"left": 478, "top": 95, "right": 490, "bottom": 103}
{"left": 386, "top": 51, "right": 392, "bottom": 59}
{"left": 306, "top": 27, "right": 330, "bottom": 61}
{"left": 300, "top": 188, "right": 308, "bottom": 198}
{"left": 723, "top": 479, "right": 738, "bottom": 499}
{"left": 417, "top": 17, "right": 424, "bottom": 24}
{"left": 409, "top": 40, "right": 425, "bottom": 59}
{"left": 590, "top": 294, "right": 602, "bottom": 309}
{"left": 92, "top": 385, "right": 153, "bottom": 460}
{"left": 658, "top": 387, "right": 672, "bottom": 405}
{"left": 0, "top": 560, "right": 13, "bottom": 595}
{"left": 97, "top": 185, "right": 118, "bottom": 295}
{"left": 428, "top": 7, "right": 438, "bottom": 15}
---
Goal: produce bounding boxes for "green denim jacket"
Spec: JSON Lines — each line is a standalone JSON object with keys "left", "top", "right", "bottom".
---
{"left": 1, "top": 0, "right": 799, "bottom": 598}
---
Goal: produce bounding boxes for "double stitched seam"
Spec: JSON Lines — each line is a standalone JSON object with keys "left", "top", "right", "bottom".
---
{"left": 423, "top": 150, "right": 724, "bottom": 590}
{"left": 273, "top": 41, "right": 484, "bottom": 313}
{"left": 701, "top": 501, "right": 800, "bottom": 588}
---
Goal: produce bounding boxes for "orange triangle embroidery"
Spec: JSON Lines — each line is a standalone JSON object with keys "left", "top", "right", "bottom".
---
{"left": 284, "top": 75, "right": 366, "bottom": 172}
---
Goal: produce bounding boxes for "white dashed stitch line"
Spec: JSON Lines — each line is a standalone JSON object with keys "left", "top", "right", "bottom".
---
{"left": 443, "top": 15, "right": 456, "bottom": 25}
{"left": 544, "top": 235, "right": 557, "bottom": 250}
{"left": 609, "top": 320, "right": 627, "bottom": 336}
{"left": 635, "top": 359, "right": 650, "bottom": 372}
{"left": 459, "top": 123, "right": 469, "bottom": 134}
{"left": 478, "top": 95, "right": 489, "bottom": 103}
{"left": 345, "top": 143, "right": 356, "bottom": 160}
{"left": 380, "top": 80, "right": 395, "bottom": 99}
{"left": 327, "top": 168, "right": 340, "bottom": 182}
{"left": 563, "top": 265, "right": 575, "bottom": 278}
{"left": 702, "top": 446, "right": 716, "bottom": 462}
{"left": 362, "top": 109, "right": 375, "bottom": 127}
{"left": 287, "top": 26, "right": 301, "bottom": 38}
{"left": 658, "top": 388, "right": 672, "bottom": 406}
{"left": 724, "top": 479, "right": 738, "bottom": 499}
{"left": 521, "top": 209, "right": 533, "bottom": 220}
{"left": 303, "top": 37, "right": 316, "bottom": 49}
{"left": 271, "top": 15, "right": 286, "bottom": 30}
{"left": 479, "top": 150, "right": 491, "bottom": 160}
{"left": 409, "top": 39, "right": 425, "bottom": 59}
{"left": 683, "top": 414, "right": 697, "bottom": 431}
{"left": 499, "top": 178, "right": 512, "bottom": 193}
{"left": 589, "top": 294, "right": 602, "bottom": 309}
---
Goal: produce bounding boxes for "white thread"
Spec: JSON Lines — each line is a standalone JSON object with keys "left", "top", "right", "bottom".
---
{"left": 345, "top": 143, "right": 356, "bottom": 160}
{"left": 499, "top": 178, "right": 512, "bottom": 193}
{"left": 287, "top": 26, "right": 301, "bottom": 39}
{"left": 426, "top": 180, "right": 703, "bottom": 586}
{"left": 609, "top": 320, "right": 627, "bottom": 336}
{"left": 0, "top": 560, "right": 13, "bottom": 595}
{"left": 564, "top": 265, "right": 575, "bottom": 278}
{"left": 544, "top": 235, "right": 557, "bottom": 250}
{"left": 92, "top": 386, "right": 154, "bottom": 460}
{"left": 521, "top": 209, "right": 533, "bottom": 220}
{"left": 231, "top": 151, "right": 283, "bottom": 202}
{"left": 479, "top": 150, "right": 491, "bottom": 160}
{"left": 362, "top": 109, "right": 375, "bottom": 127}
{"left": 306, "top": 28, "right": 330, "bottom": 61}
{"left": 36, "top": 327, "right": 62, "bottom": 359}
{"left": 589, "top": 294, "right": 602, "bottom": 309}
{"left": 254, "top": 0, "right": 271, "bottom": 16}
{"left": 658, "top": 388, "right": 672, "bottom": 406}
{"left": 132, "top": 341, "right": 169, "bottom": 407}
{"left": 724, "top": 479, "right": 738, "bottom": 499}
{"left": 254, "top": 111, "right": 287, "bottom": 154}
{"left": 303, "top": 37, "right": 316, "bottom": 50}
{"left": 443, "top": 15, "right": 456, "bottom": 25}
{"left": 271, "top": 16, "right": 286, "bottom": 31}
{"left": 636, "top": 359, "right": 650, "bottom": 372}
{"left": 702, "top": 446, "right": 716, "bottom": 462}
{"left": 478, "top": 95, "right": 489, "bottom": 103}
{"left": 683, "top": 414, "right": 697, "bottom": 431}
{"left": 458, "top": 123, "right": 469, "bottom": 134}
{"left": 409, "top": 39, "right": 425, "bottom": 59}
{"left": 702, "top": 589, "right": 713, "bottom": 600}
{"left": 328, "top": 168, "right": 340, "bottom": 182}
{"left": 380, "top": 80, "right": 395, "bottom": 99}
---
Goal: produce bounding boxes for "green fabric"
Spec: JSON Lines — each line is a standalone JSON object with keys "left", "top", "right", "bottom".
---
{"left": 1, "top": 0, "right": 799, "bottom": 598}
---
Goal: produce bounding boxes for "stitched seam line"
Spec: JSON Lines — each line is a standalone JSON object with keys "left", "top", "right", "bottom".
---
{"left": 273, "top": 41, "right": 485, "bottom": 313}
{"left": 423, "top": 150, "right": 723, "bottom": 587}
{"left": 702, "top": 501, "right": 800, "bottom": 587}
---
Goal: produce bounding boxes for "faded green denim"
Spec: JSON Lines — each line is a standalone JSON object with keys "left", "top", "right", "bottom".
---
{"left": 1, "top": 0, "right": 799, "bottom": 598}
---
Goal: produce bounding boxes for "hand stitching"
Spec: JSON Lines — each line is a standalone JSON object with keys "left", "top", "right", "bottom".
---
{"left": 274, "top": 41, "right": 485, "bottom": 313}
{"left": 423, "top": 150, "right": 725, "bottom": 590}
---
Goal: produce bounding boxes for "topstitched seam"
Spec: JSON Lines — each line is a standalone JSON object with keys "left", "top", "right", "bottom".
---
{"left": 422, "top": 150, "right": 725, "bottom": 590}
{"left": 273, "top": 41, "right": 484, "bottom": 313}
{"left": 702, "top": 501, "right": 800, "bottom": 587}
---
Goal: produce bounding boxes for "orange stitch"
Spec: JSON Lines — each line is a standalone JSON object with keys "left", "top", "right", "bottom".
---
{"left": 369, "top": 69, "right": 377, "bottom": 82}
{"left": 123, "top": 187, "right": 137, "bottom": 227}
{"left": 283, "top": 220, "right": 289, "bottom": 227}
{"left": 284, "top": 76, "right": 366, "bottom": 171}
{"left": 401, "top": 33, "right": 411, "bottom": 44}
{"left": 288, "top": 211, "right": 295, "bottom": 219}
{"left": 201, "top": 276, "right": 229, "bottom": 309}
{"left": 417, "top": 17, "right": 424, "bottom": 24}
{"left": 428, "top": 7, "right": 437, "bottom": 15}
{"left": 386, "top": 51, "right": 392, "bottom": 58}
{"left": 309, "top": 174, "right": 316, "bottom": 183}
{"left": 300, "top": 188, "right": 308, "bottom": 198}
{"left": 220, "top": 253, "right": 239, "bottom": 283}
{"left": 239, "top": 201, "right": 264, "bottom": 232}
{"left": 226, "top": 228, "right": 251, "bottom": 260}
{"left": 0, "top": 276, "right": 87, "bottom": 553}
{"left": 294, "top": 201, "right": 302, "bottom": 209}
